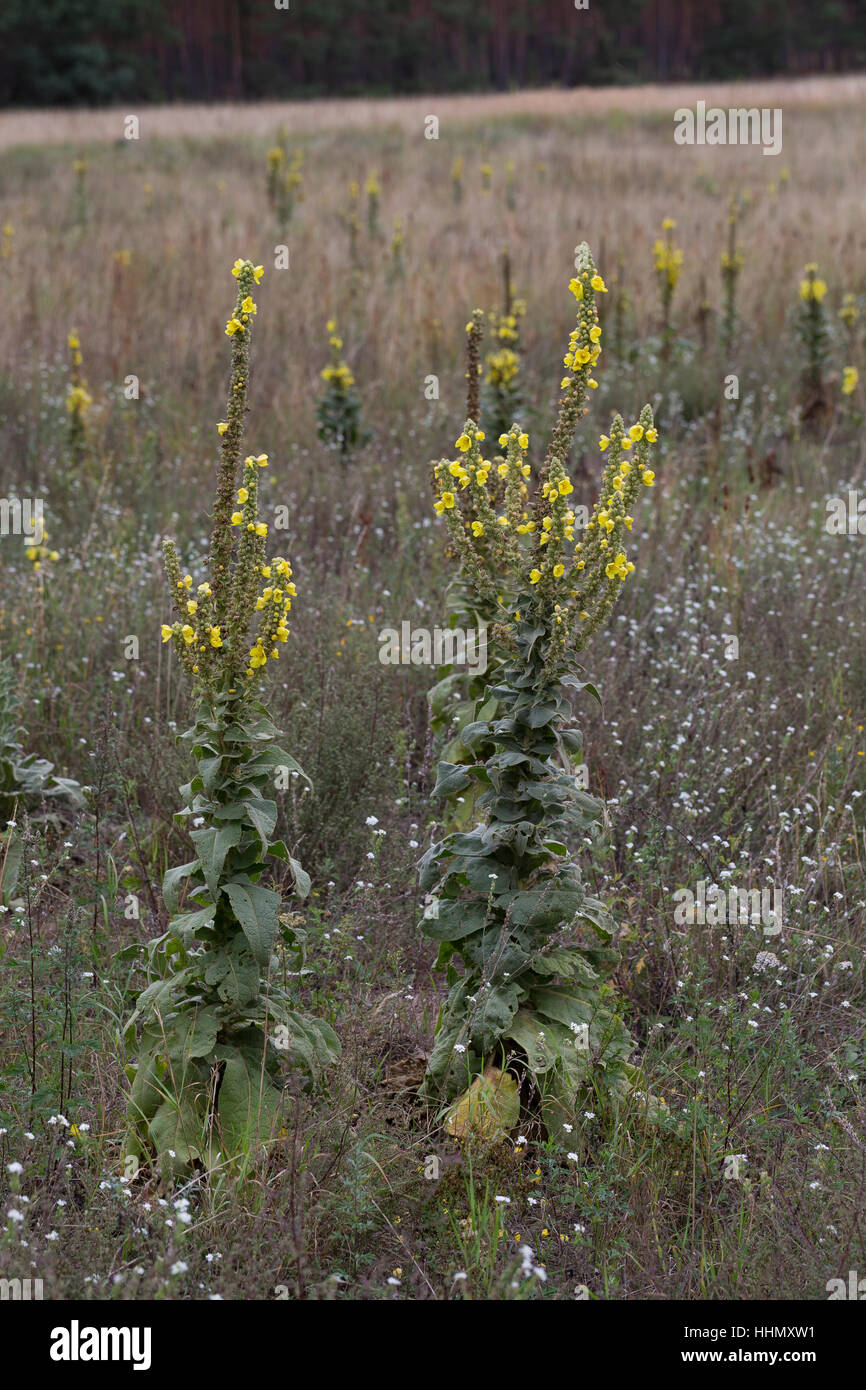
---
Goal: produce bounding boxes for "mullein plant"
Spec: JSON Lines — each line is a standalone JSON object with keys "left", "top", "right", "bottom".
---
{"left": 71, "top": 157, "right": 88, "bottom": 226}
{"left": 345, "top": 180, "right": 361, "bottom": 264}
{"left": 315, "top": 318, "right": 369, "bottom": 460}
{"left": 720, "top": 195, "right": 745, "bottom": 352}
{"left": 653, "top": 217, "right": 683, "bottom": 357}
{"left": 277, "top": 150, "right": 304, "bottom": 236}
{"left": 265, "top": 144, "right": 285, "bottom": 210}
{"left": 420, "top": 245, "right": 661, "bottom": 1140}
{"left": 388, "top": 216, "right": 405, "bottom": 282}
{"left": 797, "top": 262, "right": 830, "bottom": 401}
{"left": 452, "top": 156, "right": 464, "bottom": 205}
{"left": 124, "top": 258, "right": 339, "bottom": 1178}
{"left": 839, "top": 292, "right": 860, "bottom": 358}
{"left": 481, "top": 296, "right": 526, "bottom": 439}
{"left": 365, "top": 172, "right": 382, "bottom": 238}
{"left": 66, "top": 331, "right": 93, "bottom": 470}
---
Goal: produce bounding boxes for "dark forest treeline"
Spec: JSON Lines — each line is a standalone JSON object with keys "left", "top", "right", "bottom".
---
{"left": 2, "top": 0, "right": 865, "bottom": 107}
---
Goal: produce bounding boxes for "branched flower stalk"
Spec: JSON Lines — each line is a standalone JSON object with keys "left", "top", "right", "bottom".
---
{"left": 124, "top": 258, "right": 339, "bottom": 1178}
{"left": 420, "top": 244, "right": 661, "bottom": 1140}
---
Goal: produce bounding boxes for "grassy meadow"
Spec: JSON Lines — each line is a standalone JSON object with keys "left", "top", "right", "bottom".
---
{"left": 0, "top": 77, "right": 865, "bottom": 1302}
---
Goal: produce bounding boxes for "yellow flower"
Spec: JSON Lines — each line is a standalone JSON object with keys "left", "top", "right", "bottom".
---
{"left": 181, "top": 625, "right": 195, "bottom": 646}
{"left": 186, "top": 600, "right": 198, "bottom": 615}
{"left": 217, "top": 422, "right": 228, "bottom": 435}
{"left": 558, "top": 478, "right": 573, "bottom": 496}
{"left": 842, "top": 365, "right": 858, "bottom": 395}
{"left": 209, "top": 627, "right": 223, "bottom": 648}
{"left": 231, "top": 511, "right": 243, "bottom": 525}
{"left": 599, "top": 435, "right": 610, "bottom": 451}
{"left": 553, "top": 563, "right": 564, "bottom": 578}
{"left": 591, "top": 273, "right": 608, "bottom": 292}
{"left": 471, "top": 521, "right": 484, "bottom": 537}
{"left": 628, "top": 424, "right": 644, "bottom": 441}
{"left": 441, "top": 491, "right": 456, "bottom": 509}
{"left": 225, "top": 317, "right": 244, "bottom": 336}
{"left": 455, "top": 434, "right": 471, "bottom": 452}
{"left": 237, "top": 487, "right": 249, "bottom": 503}
{"left": 518, "top": 433, "right": 529, "bottom": 449}
{"left": 645, "top": 427, "right": 658, "bottom": 443}
{"left": 161, "top": 625, "right": 173, "bottom": 642}
{"left": 529, "top": 569, "right": 541, "bottom": 584}
{"left": 642, "top": 470, "right": 655, "bottom": 486}
{"left": 255, "top": 523, "right": 268, "bottom": 537}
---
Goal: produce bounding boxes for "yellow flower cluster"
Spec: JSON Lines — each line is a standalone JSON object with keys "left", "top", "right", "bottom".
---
{"left": 486, "top": 347, "right": 519, "bottom": 388}
{"left": 225, "top": 291, "right": 260, "bottom": 337}
{"left": 66, "top": 331, "right": 92, "bottom": 425}
{"left": 842, "top": 365, "right": 859, "bottom": 396}
{"left": 66, "top": 384, "right": 93, "bottom": 418}
{"left": 654, "top": 224, "right": 684, "bottom": 289}
{"left": 247, "top": 558, "right": 296, "bottom": 674}
{"left": 25, "top": 529, "right": 59, "bottom": 570}
{"left": 840, "top": 293, "right": 859, "bottom": 327}
{"left": 430, "top": 248, "right": 660, "bottom": 665}
{"left": 162, "top": 575, "right": 224, "bottom": 657}
{"left": 799, "top": 264, "right": 827, "bottom": 302}
{"left": 320, "top": 318, "right": 356, "bottom": 388}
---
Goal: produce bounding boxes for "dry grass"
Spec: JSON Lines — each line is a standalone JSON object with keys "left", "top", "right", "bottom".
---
{"left": 1, "top": 73, "right": 865, "bottom": 150}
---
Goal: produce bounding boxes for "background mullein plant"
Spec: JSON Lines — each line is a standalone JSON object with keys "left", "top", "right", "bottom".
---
{"left": 798, "top": 261, "right": 830, "bottom": 401}
{"left": 420, "top": 244, "right": 661, "bottom": 1140}
{"left": 315, "top": 316, "right": 370, "bottom": 459}
{"left": 123, "top": 258, "right": 339, "bottom": 1178}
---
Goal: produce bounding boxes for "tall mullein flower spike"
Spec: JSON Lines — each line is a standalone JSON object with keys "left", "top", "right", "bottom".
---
{"left": 209, "top": 258, "right": 262, "bottom": 625}
{"left": 464, "top": 308, "right": 485, "bottom": 421}
{"left": 421, "top": 249, "right": 663, "bottom": 1135}
{"left": 161, "top": 260, "right": 297, "bottom": 696}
